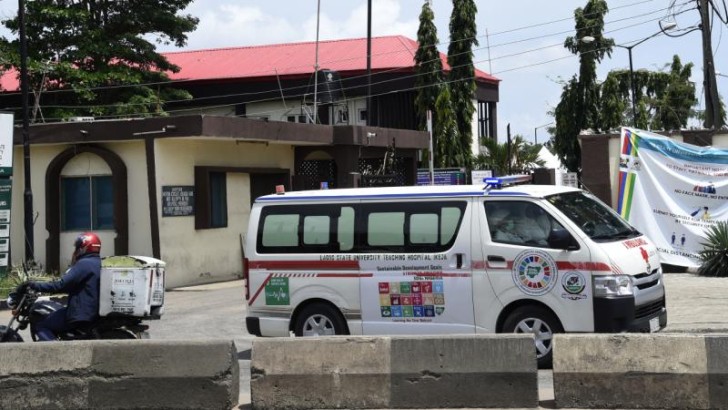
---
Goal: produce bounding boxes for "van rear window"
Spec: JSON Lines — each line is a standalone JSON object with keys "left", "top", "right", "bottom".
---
{"left": 257, "top": 201, "right": 466, "bottom": 254}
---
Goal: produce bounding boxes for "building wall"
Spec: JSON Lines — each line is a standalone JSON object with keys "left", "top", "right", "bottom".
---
{"left": 154, "top": 138, "right": 294, "bottom": 287}
{"left": 10, "top": 144, "right": 63, "bottom": 271}
{"left": 247, "top": 101, "right": 301, "bottom": 122}
{"left": 246, "top": 99, "right": 367, "bottom": 126}
{"left": 9, "top": 141, "right": 151, "bottom": 273}
{"left": 173, "top": 105, "right": 236, "bottom": 117}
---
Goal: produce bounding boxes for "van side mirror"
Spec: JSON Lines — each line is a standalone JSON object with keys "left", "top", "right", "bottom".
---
{"left": 548, "top": 228, "right": 579, "bottom": 250}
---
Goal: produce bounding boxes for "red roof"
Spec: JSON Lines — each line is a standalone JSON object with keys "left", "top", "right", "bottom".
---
{"left": 0, "top": 35, "right": 498, "bottom": 91}
{"left": 164, "top": 35, "right": 498, "bottom": 84}
{"left": 0, "top": 69, "right": 18, "bottom": 92}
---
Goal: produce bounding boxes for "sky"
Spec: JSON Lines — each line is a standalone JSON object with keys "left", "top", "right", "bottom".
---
{"left": 1, "top": 0, "right": 726, "bottom": 143}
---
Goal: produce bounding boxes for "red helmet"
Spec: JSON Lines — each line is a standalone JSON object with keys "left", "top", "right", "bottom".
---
{"left": 73, "top": 232, "right": 101, "bottom": 260}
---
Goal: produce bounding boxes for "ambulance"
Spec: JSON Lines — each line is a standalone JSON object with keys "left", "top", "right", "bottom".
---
{"left": 243, "top": 177, "right": 667, "bottom": 367}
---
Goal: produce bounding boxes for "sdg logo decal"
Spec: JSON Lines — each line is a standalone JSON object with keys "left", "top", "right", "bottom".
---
{"left": 265, "top": 277, "right": 290, "bottom": 305}
{"left": 512, "top": 250, "right": 558, "bottom": 296}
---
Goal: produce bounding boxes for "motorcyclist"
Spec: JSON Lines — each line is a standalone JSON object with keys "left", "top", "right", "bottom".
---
{"left": 18, "top": 232, "right": 102, "bottom": 341}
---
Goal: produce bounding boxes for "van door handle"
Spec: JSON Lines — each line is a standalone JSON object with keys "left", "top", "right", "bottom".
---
{"left": 456, "top": 253, "right": 463, "bottom": 269}
{"left": 487, "top": 255, "right": 506, "bottom": 262}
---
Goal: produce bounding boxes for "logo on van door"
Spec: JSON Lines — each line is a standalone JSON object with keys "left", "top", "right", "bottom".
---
{"left": 561, "top": 271, "right": 587, "bottom": 300}
{"left": 512, "top": 250, "right": 558, "bottom": 296}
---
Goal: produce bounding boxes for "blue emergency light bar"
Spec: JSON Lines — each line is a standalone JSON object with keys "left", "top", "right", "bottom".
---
{"left": 483, "top": 174, "right": 532, "bottom": 190}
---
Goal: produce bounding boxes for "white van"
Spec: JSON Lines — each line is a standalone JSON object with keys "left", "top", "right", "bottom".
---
{"left": 243, "top": 179, "right": 667, "bottom": 367}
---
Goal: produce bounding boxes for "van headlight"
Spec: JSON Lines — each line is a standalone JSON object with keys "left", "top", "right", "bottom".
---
{"left": 593, "top": 275, "right": 634, "bottom": 297}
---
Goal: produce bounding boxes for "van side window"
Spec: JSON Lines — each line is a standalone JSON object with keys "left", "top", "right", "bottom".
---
{"left": 257, "top": 202, "right": 465, "bottom": 254}
{"left": 441, "top": 207, "right": 462, "bottom": 244}
{"left": 410, "top": 213, "right": 438, "bottom": 244}
{"left": 368, "top": 212, "right": 405, "bottom": 246}
{"left": 303, "top": 215, "right": 330, "bottom": 245}
{"left": 338, "top": 207, "right": 355, "bottom": 251}
{"left": 485, "top": 201, "right": 564, "bottom": 248}
{"left": 262, "top": 214, "right": 299, "bottom": 247}
{"left": 361, "top": 202, "right": 465, "bottom": 253}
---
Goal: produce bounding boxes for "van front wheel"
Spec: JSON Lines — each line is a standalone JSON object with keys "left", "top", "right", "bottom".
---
{"left": 502, "top": 306, "right": 562, "bottom": 369}
{"left": 294, "top": 303, "right": 347, "bottom": 337}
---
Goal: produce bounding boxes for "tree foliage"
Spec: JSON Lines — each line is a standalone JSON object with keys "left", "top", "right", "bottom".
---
{"left": 473, "top": 136, "right": 545, "bottom": 176}
{"left": 434, "top": 85, "right": 464, "bottom": 168}
{"left": 447, "top": 0, "right": 478, "bottom": 169}
{"left": 414, "top": 1, "right": 442, "bottom": 131}
{"left": 414, "top": 0, "right": 443, "bottom": 165}
{"left": 599, "top": 55, "right": 697, "bottom": 131}
{"left": 0, "top": 0, "right": 199, "bottom": 120}
{"left": 554, "top": 0, "right": 613, "bottom": 173}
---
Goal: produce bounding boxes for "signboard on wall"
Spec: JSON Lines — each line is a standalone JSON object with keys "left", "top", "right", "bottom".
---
{"left": 0, "top": 179, "right": 10, "bottom": 276}
{"left": 0, "top": 113, "right": 13, "bottom": 176}
{"left": 471, "top": 169, "right": 493, "bottom": 185}
{"left": 416, "top": 168, "right": 467, "bottom": 186}
{"left": 162, "top": 186, "right": 194, "bottom": 217}
{"left": 617, "top": 127, "right": 728, "bottom": 267}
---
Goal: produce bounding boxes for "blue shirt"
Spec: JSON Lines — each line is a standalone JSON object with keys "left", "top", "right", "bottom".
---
{"left": 31, "top": 253, "right": 101, "bottom": 324}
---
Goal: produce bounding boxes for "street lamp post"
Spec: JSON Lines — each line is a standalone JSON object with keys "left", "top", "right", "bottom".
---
{"left": 620, "top": 45, "right": 637, "bottom": 125}
{"left": 534, "top": 122, "right": 553, "bottom": 145}
{"left": 582, "top": 22, "right": 675, "bottom": 127}
{"left": 614, "top": 25, "right": 676, "bottom": 127}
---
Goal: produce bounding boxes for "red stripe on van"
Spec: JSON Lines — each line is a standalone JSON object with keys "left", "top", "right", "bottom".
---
{"left": 316, "top": 273, "right": 374, "bottom": 278}
{"left": 249, "top": 260, "right": 360, "bottom": 270}
{"left": 482, "top": 261, "right": 612, "bottom": 272}
{"left": 556, "top": 261, "right": 611, "bottom": 271}
{"left": 248, "top": 274, "right": 272, "bottom": 306}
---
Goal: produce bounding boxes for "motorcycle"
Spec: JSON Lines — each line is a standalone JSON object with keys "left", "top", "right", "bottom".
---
{"left": 0, "top": 287, "right": 149, "bottom": 342}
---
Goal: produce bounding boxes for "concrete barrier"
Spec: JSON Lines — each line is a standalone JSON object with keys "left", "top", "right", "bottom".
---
{"left": 0, "top": 339, "right": 239, "bottom": 409}
{"left": 553, "top": 334, "right": 728, "bottom": 409}
{"left": 251, "top": 334, "right": 537, "bottom": 409}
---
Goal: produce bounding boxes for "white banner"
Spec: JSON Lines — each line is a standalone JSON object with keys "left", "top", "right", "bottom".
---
{"left": 617, "top": 127, "right": 728, "bottom": 267}
{"left": 0, "top": 113, "right": 13, "bottom": 176}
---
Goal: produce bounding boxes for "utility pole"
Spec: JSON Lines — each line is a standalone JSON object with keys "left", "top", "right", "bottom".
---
{"left": 366, "top": 0, "right": 372, "bottom": 126}
{"left": 312, "top": 0, "right": 320, "bottom": 124}
{"left": 698, "top": 0, "right": 723, "bottom": 129}
{"left": 19, "top": 0, "right": 34, "bottom": 262}
{"left": 506, "top": 124, "right": 512, "bottom": 175}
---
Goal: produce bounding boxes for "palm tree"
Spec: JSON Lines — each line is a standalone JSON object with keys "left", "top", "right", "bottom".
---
{"left": 473, "top": 136, "right": 545, "bottom": 176}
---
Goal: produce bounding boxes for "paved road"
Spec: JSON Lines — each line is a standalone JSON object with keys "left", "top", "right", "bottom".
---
{"left": 3, "top": 272, "right": 728, "bottom": 409}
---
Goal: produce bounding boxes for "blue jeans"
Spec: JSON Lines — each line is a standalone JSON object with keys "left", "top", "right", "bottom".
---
{"left": 34, "top": 307, "right": 72, "bottom": 341}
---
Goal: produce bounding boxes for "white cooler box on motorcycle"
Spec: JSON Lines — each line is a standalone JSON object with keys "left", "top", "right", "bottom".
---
{"left": 99, "top": 256, "right": 165, "bottom": 319}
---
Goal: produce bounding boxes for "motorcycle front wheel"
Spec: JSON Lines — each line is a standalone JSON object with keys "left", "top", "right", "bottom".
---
{"left": 0, "top": 326, "right": 24, "bottom": 342}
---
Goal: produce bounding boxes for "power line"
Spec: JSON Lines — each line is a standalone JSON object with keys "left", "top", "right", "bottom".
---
{"left": 0, "top": 2, "right": 697, "bottom": 124}
{"left": 0, "top": 0, "right": 683, "bottom": 100}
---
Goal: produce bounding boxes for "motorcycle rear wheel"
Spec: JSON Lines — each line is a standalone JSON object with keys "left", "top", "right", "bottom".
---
{"left": 98, "top": 329, "right": 137, "bottom": 340}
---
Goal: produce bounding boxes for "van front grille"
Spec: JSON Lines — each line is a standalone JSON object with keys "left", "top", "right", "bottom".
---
{"left": 635, "top": 298, "right": 664, "bottom": 319}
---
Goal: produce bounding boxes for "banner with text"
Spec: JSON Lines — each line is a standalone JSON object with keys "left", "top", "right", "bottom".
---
{"left": 617, "top": 127, "right": 728, "bottom": 267}
{"left": 0, "top": 113, "right": 12, "bottom": 176}
{"left": 0, "top": 113, "right": 12, "bottom": 277}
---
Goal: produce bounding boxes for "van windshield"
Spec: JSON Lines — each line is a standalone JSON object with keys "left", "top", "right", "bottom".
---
{"left": 546, "top": 191, "right": 640, "bottom": 242}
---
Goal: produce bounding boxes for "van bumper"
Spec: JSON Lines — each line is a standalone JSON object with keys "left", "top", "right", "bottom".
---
{"left": 593, "top": 296, "right": 667, "bottom": 333}
{"left": 246, "top": 317, "right": 262, "bottom": 337}
{"left": 245, "top": 315, "right": 290, "bottom": 337}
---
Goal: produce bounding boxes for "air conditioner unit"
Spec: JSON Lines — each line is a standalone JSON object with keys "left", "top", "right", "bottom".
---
{"left": 68, "top": 116, "right": 95, "bottom": 122}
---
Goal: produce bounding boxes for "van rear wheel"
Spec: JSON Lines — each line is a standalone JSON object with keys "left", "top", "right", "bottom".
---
{"left": 502, "top": 306, "right": 562, "bottom": 369}
{"left": 294, "top": 303, "right": 347, "bottom": 337}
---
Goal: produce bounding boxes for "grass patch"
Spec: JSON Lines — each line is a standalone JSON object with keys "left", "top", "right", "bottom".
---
{"left": 0, "top": 263, "right": 58, "bottom": 299}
